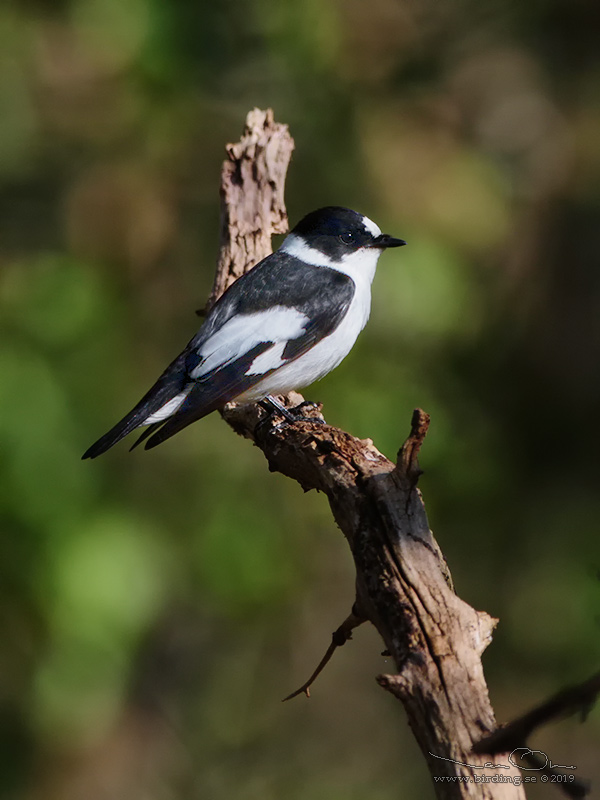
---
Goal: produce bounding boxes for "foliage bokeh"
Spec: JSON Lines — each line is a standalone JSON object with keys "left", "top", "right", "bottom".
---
{"left": 1, "top": 0, "right": 599, "bottom": 797}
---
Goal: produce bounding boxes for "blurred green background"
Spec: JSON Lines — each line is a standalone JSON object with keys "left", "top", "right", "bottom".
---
{"left": 1, "top": 0, "right": 599, "bottom": 797}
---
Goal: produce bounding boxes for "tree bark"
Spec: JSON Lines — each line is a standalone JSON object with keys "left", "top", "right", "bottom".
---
{"left": 213, "top": 108, "right": 526, "bottom": 800}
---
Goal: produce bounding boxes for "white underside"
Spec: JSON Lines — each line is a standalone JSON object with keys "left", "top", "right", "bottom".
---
{"left": 235, "top": 284, "right": 372, "bottom": 401}
{"left": 236, "top": 241, "right": 380, "bottom": 401}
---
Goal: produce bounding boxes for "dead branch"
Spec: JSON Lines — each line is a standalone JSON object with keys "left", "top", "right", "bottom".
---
{"left": 474, "top": 671, "right": 600, "bottom": 753}
{"left": 207, "top": 107, "right": 293, "bottom": 311}
{"left": 210, "top": 108, "right": 536, "bottom": 799}
{"left": 472, "top": 672, "right": 600, "bottom": 798}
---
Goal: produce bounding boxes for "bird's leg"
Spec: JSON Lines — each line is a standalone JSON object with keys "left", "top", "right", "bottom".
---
{"left": 259, "top": 395, "right": 298, "bottom": 423}
{"left": 256, "top": 395, "right": 325, "bottom": 435}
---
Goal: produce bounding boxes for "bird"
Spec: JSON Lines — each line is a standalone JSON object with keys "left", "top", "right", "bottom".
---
{"left": 82, "top": 206, "right": 406, "bottom": 458}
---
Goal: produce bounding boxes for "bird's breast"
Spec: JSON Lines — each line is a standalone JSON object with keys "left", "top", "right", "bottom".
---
{"left": 237, "top": 285, "right": 372, "bottom": 401}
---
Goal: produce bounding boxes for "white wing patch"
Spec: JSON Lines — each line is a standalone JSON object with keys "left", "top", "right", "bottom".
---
{"left": 190, "top": 306, "right": 309, "bottom": 379}
{"left": 245, "top": 341, "right": 288, "bottom": 376}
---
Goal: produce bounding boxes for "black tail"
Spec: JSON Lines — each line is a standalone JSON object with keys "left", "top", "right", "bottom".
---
{"left": 143, "top": 384, "right": 224, "bottom": 450}
{"left": 128, "top": 422, "right": 164, "bottom": 451}
{"left": 82, "top": 353, "right": 188, "bottom": 459}
{"left": 82, "top": 413, "right": 145, "bottom": 459}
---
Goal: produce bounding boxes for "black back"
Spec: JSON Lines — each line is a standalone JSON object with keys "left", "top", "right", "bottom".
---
{"left": 187, "top": 251, "right": 355, "bottom": 359}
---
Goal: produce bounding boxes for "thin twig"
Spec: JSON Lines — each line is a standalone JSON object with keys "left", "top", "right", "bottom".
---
{"left": 283, "top": 610, "right": 366, "bottom": 701}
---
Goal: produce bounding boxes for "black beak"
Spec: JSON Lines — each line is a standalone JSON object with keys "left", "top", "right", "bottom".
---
{"left": 371, "top": 233, "right": 406, "bottom": 249}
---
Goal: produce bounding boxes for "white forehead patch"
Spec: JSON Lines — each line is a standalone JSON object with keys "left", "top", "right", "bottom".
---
{"left": 361, "top": 215, "right": 382, "bottom": 238}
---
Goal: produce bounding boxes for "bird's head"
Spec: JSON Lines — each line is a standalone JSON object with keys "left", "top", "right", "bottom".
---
{"left": 281, "top": 206, "right": 405, "bottom": 277}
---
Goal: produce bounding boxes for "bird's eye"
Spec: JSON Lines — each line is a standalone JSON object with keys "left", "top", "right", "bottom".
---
{"left": 339, "top": 232, "right": 354, "bottom": 245}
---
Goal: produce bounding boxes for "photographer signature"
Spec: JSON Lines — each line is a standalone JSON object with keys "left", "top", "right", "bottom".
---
{"left": 429, "top": 748, "right": 576, "bottom": 771}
